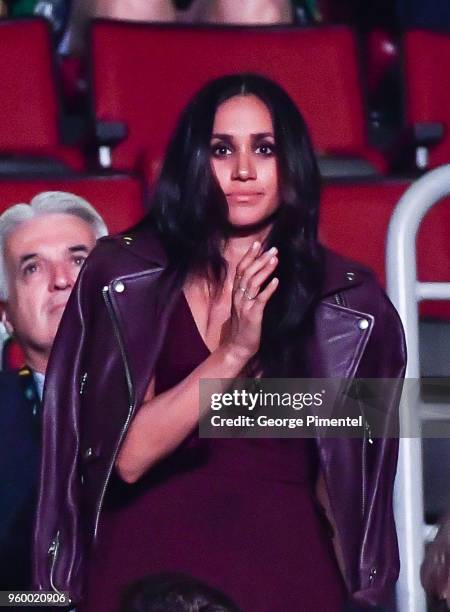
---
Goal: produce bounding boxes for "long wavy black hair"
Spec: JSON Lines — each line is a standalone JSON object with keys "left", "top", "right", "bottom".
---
{"left": 146, "top": 73, "right": 324, "bottom": 376}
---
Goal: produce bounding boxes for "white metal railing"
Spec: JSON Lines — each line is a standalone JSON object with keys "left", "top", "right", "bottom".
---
{"left": 386, "top": 164, "right": 450, "bottom": 612}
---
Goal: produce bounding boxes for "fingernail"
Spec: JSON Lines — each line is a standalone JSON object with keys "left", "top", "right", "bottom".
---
{"left": 272, "top": 277, "right": 279, "bottom": 284}
{"left": 253, "top": 241, "right": 260, "bottom": 250}
{"left": 269, "top": 247, "right": 277, "bottom": 255}
{"left": 270, "top": 256, "right": 277, "bottom": 264}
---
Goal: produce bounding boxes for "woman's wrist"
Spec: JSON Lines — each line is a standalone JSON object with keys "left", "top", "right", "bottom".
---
{"left": 217, "top": 341, "right": 253, "bottom": 372}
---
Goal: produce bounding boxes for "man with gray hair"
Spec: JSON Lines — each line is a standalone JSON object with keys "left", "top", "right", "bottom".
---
{"left": 0, "top": 191, "right": 107, "bottom": 591}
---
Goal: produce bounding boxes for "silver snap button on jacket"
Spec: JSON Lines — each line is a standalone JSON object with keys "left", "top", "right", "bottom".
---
{"left": 113, "top": 280, "right": 125, "bottom": 293}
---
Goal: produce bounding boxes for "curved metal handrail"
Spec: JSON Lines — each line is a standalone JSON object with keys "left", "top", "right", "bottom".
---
{"left": 386, "top": 164, "right": 450, "bottom": 612}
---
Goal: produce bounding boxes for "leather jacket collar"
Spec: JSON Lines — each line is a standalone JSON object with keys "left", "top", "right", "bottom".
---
{"left": 100, "top": 225, "right": 367, "bottom": 300}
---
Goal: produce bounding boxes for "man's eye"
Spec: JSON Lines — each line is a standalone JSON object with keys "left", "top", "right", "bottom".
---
{"left": 211, "top": 143, "right": 232, "bottom": 157}
{"left": 255, "top": 142, "right": 275, "bottom": 156}
{"left": 73, "top": 255, "right": 86, "bottom": 266}
{"left": 23, "top": 263, "right": 38, "bottom": 275}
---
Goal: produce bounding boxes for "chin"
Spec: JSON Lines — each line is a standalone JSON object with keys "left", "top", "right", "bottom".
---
{"left": 49, "top": 307, "right": 65, "bottom": 325}
{"left": 229, "top": 216, "right": 260, "bottom": 227}
{"left": 227, "top": 210, "right": 278, "bottom": 234}
{"left": 42, "top": 318, "right": 62, "bottom": 344}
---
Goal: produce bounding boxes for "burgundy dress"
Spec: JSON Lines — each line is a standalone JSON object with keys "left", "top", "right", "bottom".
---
{"left": 81, "top": 294, "right": 347, "bottom": 612}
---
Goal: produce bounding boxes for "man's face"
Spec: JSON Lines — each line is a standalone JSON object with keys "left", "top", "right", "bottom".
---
{"left": 2, "top": 213, "right": 96, "bottom": 372}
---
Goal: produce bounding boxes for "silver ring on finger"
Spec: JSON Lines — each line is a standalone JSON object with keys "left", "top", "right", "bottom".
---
{"left": 238, "top": 285, "right": 247, "bottom": 294}
{"left": 244, "top": 289, "right": 257, "bottom": 300}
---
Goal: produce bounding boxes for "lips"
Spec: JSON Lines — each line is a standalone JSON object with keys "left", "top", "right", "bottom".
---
{"left": 227, "top": 192, "right": 264, "bottom": 203}
{"left": 48, "top": 301, "right": 68, "bottom": 315}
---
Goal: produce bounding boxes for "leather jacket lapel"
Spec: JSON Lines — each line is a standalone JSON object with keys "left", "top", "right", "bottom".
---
{"left": 104, "top": 266, "right": 182, "bottom": 417}
{"left": 310, "top": 301, "right": 374, "bottom": 379}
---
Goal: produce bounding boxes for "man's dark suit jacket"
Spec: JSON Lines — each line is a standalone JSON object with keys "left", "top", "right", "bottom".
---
{"left": 0, "top": 368, "right": 40, "bottom": 590}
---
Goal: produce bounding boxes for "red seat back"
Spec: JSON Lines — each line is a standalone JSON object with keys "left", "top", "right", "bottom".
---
{"left": 0, "top": 18, "right": 83, "bottom": 169}
{"left": 404, "top": 30, "right": 450, "bottom": 168}
{"left": 320, "top": 180, "right": 450, "bottom": 319}
{"left": 91, "top": 21, "right": 384, "bottom": 175}
{"left": 0, "top": 174, "right": 145, "bottom": 233}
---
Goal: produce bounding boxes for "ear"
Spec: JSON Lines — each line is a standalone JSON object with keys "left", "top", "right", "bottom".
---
{"left": 0, "top": 303, "right": 14, "bottom": 337}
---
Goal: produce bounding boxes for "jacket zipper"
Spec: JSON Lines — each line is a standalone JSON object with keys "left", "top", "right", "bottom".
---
{"left": 94, "top": 285, "right": 136, "bottom": 538}
{"left": 48, "top": 530, "right": 64, "bottom": 596}
{"left": 353, "top": 382, "right": 373, "bottom": 518}
{"left": 361, "top": 414, "right": 367, "bottom": 518}
{"left": 335, "top": 291, "right": 371, "bottom": 518}
{"left": 334, "top": 292, "right": 344, "bottom": 306}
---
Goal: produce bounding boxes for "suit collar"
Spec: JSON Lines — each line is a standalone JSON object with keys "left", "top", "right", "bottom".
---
{"left": 18, "top": 364, "right": 41, "bottom": 418}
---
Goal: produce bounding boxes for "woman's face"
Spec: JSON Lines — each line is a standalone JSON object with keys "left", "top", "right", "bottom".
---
{"left": 210, "top": 94, "right": 280, "bottom": 228}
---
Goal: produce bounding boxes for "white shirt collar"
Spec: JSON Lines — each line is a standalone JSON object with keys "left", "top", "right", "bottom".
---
{"left": 32, "top": 371, "right": 45, "bottom": 401}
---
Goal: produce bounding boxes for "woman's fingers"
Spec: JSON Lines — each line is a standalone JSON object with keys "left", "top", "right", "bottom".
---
{"left": 238, "top": 246, "right": 278, "bottom": 289}
{"left": 234, "top": 240, "right": 262, "bottom": 286}
{"left": 244, "top": 254, "right": 278, "bottom": 299}
{"left": 233, "top": 241, "right": 262, "bottom": 306}
{"left": 250, "top": 277, "right": 279, "bottom": 309}
{"left": 228, "top": 276, "right": 279, "bottom": 358}
{"left": 241, "top": 277, "right": 279, "bottom": 315}
{"left": 234, "top": 245, "right": 278, "bottom": 305}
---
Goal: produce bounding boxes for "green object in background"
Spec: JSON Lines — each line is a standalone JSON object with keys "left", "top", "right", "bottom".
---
{"left": 304, "top": 0, "right": 322, "bottom": 22}
{"left": 10, "top": 0, "right": 38, "bottom": 16}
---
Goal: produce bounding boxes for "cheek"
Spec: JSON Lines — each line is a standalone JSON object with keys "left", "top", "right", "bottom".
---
{"left": 11, "top": 285, "right": 46, "bottom": 322}
{"left": 69, "top": 266, "right": 81, "bottom": 285}
{"left": 270, "top": 167, "right": 279, "bottom": 195}
{"left": 260, "top": 161, "right": 279, "bottom": 194}
{"left": 210, "top": 160, "right": 229, "bottom": 192}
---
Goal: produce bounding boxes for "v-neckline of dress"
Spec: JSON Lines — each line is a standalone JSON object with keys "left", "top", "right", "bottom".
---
{"left": 181, "top": 291, "right": 213, "bottom": 355}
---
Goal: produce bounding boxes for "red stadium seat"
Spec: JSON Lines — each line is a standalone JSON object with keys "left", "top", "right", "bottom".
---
{"left": 320, "top": 180, "right": 450, "bottom": 319}
{"left": 90, "top": 20, "right": 387, "bottom": 181}
{"left": 403, "top": 30, "right": 450, "bottom": 169}
{"left": 0, "top": 174, "right": 146, "bottom": 370}
{"left": 0, "top": 174, "right": 145, "bottom": 233}
{"left": 0, "top": 18, "right": 84, "bottom": 172}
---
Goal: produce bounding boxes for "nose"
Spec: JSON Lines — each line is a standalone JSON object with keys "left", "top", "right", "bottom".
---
{"left": 232, "top": 150, "right": 256, "bottom": 181}
{"left": 49, "top": 262, "right": 74, "bottom": 291}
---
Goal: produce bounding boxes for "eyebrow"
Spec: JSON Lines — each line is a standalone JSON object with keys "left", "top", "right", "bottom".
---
{"left": 19, "top": 245, "right": 90, "bottom": 266}
{"left": 68, "top": 245, "right": 90, "bottom": 253}
{"left": 211, "top": 132, "right": 275, "bottom": 140}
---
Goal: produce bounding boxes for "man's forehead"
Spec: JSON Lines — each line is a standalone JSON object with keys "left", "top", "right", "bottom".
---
{"left": 5, "top": 213, "right": 96, "bottom": 262}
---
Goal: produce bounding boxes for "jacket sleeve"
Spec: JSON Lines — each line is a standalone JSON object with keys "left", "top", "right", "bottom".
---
{"left": 350, "top": 287, "right": 407, "bottom": 606}
{"left": 32, "top": 260, "right": 94, "bottom": 603}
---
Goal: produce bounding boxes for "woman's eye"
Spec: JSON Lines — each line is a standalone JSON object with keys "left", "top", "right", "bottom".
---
{"left": 211, "top": 143, "right": 232, "bottom": 157}
{"left": 255, "top": 142, "right": 275, "bottom": 156}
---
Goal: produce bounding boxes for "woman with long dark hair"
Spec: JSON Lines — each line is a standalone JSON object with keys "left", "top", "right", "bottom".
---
{"left": 33, "top": 74, "right": 406, "bottom": 612}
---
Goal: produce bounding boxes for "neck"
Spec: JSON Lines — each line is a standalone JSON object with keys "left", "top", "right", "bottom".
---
{"left": 22, "top": 348, "right": 48, "bottom": 375}
{"left": 222, "top": 222, "right": 273, "bottom": 273}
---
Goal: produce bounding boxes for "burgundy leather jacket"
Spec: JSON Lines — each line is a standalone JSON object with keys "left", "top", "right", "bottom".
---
{"left": 33, "top": 225, "right": 406, "bottom": 607}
